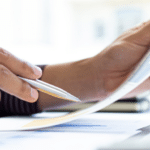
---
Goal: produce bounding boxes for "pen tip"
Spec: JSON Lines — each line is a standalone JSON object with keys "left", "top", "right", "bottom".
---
{"left": 66, "top": 95, "right": 81, "bottom": 102}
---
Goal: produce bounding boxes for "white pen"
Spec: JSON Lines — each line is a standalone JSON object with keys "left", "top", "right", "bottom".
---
{"left": 18, "top": 76, "right": 81, "bottom": 102}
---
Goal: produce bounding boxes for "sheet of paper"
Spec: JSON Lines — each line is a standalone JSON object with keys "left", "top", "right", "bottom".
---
{"left": 0, "top": 131, "right": 129, "bottom": 150}
{"left": 0, "top": 112, "right": 150, "bottom": 150}
{"left": 0, "top": 112, "right": 150, "bottom": 132}
{"left": 32, "top": 113, "right": 147, "bottom": 134}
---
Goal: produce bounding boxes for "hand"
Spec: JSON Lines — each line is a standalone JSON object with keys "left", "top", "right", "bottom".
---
{"left": 0, "top": 48, "right": 42, "bottom": 102}
{"left": 92, "top": 20, "right": 150, "bottom": 98}
{"left": 38, "top": 20, "right": 150, "bottom": 110}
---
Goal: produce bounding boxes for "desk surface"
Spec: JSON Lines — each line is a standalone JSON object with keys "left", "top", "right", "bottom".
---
{"left": 1, "top": 112, "right": 150, "bottom": 150}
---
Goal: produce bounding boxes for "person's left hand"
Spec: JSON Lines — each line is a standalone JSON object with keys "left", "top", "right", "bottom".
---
{"left": 92, "top": 20, "right": 150, "bottom": 98}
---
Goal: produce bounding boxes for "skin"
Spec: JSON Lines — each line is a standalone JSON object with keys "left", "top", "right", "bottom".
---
{"left": 0, "top": 48, "right": 42, "bottom": 103}
{"left": 38, "top": 20, "right": 150, "bottom": 111}
{"left": 1, "top": 20, "right": 150, "bottom": 112}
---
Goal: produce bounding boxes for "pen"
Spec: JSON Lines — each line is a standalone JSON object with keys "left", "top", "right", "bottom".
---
{"left": 18, "top": 76, "right": 81, "bottom": 102}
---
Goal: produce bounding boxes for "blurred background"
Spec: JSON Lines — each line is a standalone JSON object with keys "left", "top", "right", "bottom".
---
{"left": 0, "top": 0, "right": 149, "bottom": 65}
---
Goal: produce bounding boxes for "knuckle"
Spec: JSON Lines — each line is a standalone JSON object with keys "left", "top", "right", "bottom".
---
{"left": 12, "top": 79, "right": 32, "bottom": 102}
{"left": 141, "top": 20, "right": 150, "bottom": 28}
{"left": 22, "top": 61, "right": 35, "bottom": 75}
{"left": 0, "top": 65, "right": 9, "bottom": 88}
{"left": 0, "top": 65, "right": 9, "bottom": 77}
{"left": 0, "top": 47, "right": 11, "bottom": 60}
{"left": 19, "top": 81, "right": 29, "bottom": 94}
{"left": 18, "top": 82, "right": 32, "bottom": 101}
{"left": 22, "top": 61, "right": 29, "bottom": 71}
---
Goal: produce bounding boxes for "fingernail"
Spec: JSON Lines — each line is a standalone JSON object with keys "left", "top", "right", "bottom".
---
{"left": 34, "top": 66, "right": 42, "bottom": 76}
{"left": 31, "top": 88, "right": 39, "bottom": 101}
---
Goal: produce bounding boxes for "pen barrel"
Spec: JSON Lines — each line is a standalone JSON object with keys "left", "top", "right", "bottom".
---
{"left": 19, "top": 77, "right": 67, "bottom": 97}
{"left": 18, "top": 77, "right": 80, "bottom": 102}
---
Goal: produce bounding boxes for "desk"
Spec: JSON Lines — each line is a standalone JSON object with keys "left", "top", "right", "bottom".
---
{"left": 1, "top": 112, "right": 150, "bottom": 150}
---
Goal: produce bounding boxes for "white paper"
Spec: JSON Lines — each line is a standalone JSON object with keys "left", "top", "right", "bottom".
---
{"left": 0, "top": 112, "right": 150, "bottom": 150}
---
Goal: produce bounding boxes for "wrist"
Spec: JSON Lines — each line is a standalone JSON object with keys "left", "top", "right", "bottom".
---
{"left": 38, "top": 57, "right": 110, "bottom": 110}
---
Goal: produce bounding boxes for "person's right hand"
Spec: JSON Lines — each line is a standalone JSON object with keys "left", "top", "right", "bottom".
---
{"left": 0, "top": 48, "right": 42, "bottom": 103}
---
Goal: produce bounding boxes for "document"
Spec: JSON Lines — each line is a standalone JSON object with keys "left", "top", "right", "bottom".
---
{"left": 1, "top": 112, "right": 150, "bottom": 150}
{"left": 0, "top": 111, "right": 150, "bottom": 132}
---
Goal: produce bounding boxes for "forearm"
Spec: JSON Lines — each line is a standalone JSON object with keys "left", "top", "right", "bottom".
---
{"left": 38, "top": 57, "right": 108, "bottom": 111}
{"left": 38, "top": 55, "right": 150, "bottom": 111}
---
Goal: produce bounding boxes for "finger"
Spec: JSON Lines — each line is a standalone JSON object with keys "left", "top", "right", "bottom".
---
{"left": 0, "top": 64, "right": 38, "bottom": 103}
{"left": 0, "top": 47, "right": 42, "bottom": 79}
{"left": 122, "top": 20, "right": 150, "bottom": 47}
